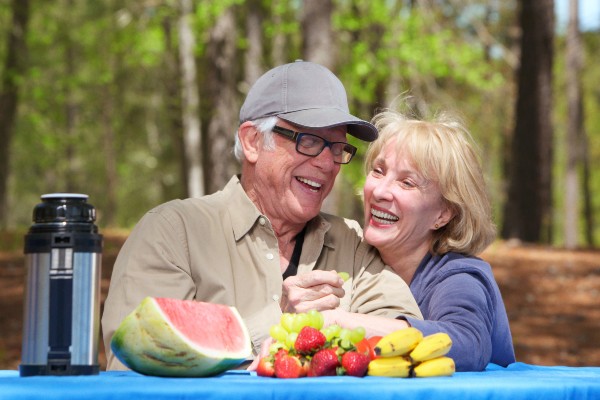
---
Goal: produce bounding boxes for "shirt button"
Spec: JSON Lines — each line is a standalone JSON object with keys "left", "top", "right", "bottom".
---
{"left": 272, "top": 294, "right": 280, "bottom": 302}
{"left": 259, "top": 217, "right": 266, "bottom": 226}
{"left": 266, "top": 253, "right": 274, "bottom": 260}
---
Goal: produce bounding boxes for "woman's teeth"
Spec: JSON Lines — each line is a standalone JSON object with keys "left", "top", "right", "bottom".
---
{"left": 371, "top": 208, "right": 399, "bottom": 224}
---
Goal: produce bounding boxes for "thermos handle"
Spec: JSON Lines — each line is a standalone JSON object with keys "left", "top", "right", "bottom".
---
{"left": 47, "top": 247, "right": 74, "bottom": 372}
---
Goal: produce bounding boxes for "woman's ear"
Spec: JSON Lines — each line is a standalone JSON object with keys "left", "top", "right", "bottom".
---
{"left": 435, "top": 205, "right": 455, "bottom": 230}
{"left": 238, "top": 121, "right": 261, "bottom": 163}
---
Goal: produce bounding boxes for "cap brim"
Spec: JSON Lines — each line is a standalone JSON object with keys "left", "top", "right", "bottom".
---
{"left": 278, "top": 108, "right": 378, "bottom": 142}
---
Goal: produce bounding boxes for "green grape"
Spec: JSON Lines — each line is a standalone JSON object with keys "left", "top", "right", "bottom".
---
{"left": 321, "top": 326, "right": 335, "bottom": 342}
{"left": 291, "top": 313, "right": 310, "bottom": 333}
{"left": 327, "top": 324, "right": 342, "bottom": 338}
{"left": 285, "top": 332, "right": 298, "bottom": 349}
{"left": 321, "top": 324, "right": 342, "bottom": 342}
{"left": 339, "top": 338, "right": 353, "bottom": 350}
{"left": 280, "top": 313, "right": 295, "bottom": 332}
{"left": 269, "top": 324, "right": 289, "bottom": 343}
{"left": 269, "top": 341, "right": 287, "bottom": 354}
{"left": 307, "top": 309, "right": 324, "bottom": 330}
{"left": 339, "top": 328, "right": 351, "bottom": 342}
{"left": 349, "top": 326, "right": 366, "bottom": 344}
{"left": 337, "top": 271, "right": 350, "bottom": 282}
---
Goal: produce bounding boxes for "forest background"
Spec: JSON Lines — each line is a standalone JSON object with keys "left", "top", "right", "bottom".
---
{"left": 0, "top": 0, "right": 599, "bottom": 369}
{"left": 0, "top": 0, "right": 599, "bottom": 247}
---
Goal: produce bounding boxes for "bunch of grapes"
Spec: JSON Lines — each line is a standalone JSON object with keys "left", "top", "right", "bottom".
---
{"left": 268, "top": 310, "right": 366, "bottom": 353}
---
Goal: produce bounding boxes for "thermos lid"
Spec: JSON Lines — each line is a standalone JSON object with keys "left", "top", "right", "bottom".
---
{"left": 41, "top": 193, "right": 89, "bottom": 200}
{"left": 25, "top": 193, "right": 102, "bottom": 251}
{"left": 33, "top": 193, "right": 96, "bottom": 224}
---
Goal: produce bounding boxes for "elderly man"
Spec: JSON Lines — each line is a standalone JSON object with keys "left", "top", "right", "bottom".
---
{"left": 101, "top": 60, "right": 421, "bottom": 370}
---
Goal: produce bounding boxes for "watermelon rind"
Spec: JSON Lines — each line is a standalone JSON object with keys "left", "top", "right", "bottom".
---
{"left": 111, "top": 297, "right": 252, "bottom": 377}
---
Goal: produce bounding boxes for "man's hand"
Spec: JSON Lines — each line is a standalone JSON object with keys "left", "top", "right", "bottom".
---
{"left": 280, "top": 270, "right": 345, "bottom": 313}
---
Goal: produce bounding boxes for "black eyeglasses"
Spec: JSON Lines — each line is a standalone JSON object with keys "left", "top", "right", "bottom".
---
{"left": 271, "top": 126, "right": 357, "bottom": 164}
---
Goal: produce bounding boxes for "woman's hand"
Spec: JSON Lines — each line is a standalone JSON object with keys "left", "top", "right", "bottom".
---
{"left": 247, "top": 336, "right": 275, "bottom": 371}
{"left": 320, "top": 308, "right": 344, "bottom": 327}
{"left": 322, "top": 309, "right": 410, "bottom": 337}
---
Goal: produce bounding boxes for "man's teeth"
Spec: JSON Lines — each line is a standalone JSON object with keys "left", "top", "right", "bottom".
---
{"left": 371, "top": 208, "right": 399, "bottom": 224}
{"left": 297, "top": 177, "right": 322, "bottom": 191}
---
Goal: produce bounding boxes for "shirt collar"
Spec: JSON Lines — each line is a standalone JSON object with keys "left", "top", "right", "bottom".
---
{"left": 222, "top": 176, "right": 262, "bottom": 241}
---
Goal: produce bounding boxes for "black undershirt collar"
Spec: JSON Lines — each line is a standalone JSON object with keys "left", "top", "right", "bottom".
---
{"left": 282, "top": 227, "right": 306, "bottom": 279}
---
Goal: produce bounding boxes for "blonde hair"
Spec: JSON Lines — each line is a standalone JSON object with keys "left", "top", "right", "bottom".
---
{"left": 365, "top": 109, "right": 496, "bottom": 256}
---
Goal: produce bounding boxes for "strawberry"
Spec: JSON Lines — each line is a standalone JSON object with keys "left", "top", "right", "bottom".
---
{"left": 256, "top": 356, "right": 275, "bottom": 377}
{"left": 274, "top": 353, "right": 305, "bottom": 379}
{"left": 308, "top": 348, "right": 339, "bottom": 377}
{"left": 294, "top": 326, "right": 327, "bottom": 355}
{"left": 341, "top": 351, "right": 370, "bottom": 377}
{"left": 274, "top": 348, "right": 288, "bottom": 360}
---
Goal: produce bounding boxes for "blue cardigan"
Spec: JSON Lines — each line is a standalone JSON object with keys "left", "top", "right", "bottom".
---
{"left": 404, "top": 252, "right": 516, "bottom": 371}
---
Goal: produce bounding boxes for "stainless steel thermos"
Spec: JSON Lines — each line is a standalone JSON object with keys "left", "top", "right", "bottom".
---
{"left": 20, "top": 193, "right": 102, "bottom": 376}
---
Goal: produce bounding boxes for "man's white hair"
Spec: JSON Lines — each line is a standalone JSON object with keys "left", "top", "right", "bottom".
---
{"left": 233, "top": 116, "right": 278, "bottom": 161}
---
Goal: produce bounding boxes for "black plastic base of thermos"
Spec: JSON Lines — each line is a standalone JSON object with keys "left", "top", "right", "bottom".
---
{"left": 19, "top": 363, "right": 100, "bottom": 376}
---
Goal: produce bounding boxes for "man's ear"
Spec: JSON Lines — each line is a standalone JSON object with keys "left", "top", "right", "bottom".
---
{"left": 238, "top": 121, "right": 261, "bottom": 163}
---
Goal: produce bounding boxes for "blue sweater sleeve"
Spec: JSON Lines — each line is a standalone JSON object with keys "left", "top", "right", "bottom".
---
{"left": 405, "top": 272, "right": 495, "bottom": 372}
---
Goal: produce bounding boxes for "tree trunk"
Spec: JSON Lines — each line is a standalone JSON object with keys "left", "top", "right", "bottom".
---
{"left": 64, "top": 1, "right": 80, "bottom": 194}
{"left": 501, "top": 0, "right": 554, "bottom": 243}
{"left": 301, "top": 0, "right": 335, "bottom": 69}
{"left": 563, "top": 0, "right": 583, "bottom": 249}
{"left": 244, "top": 0, "right": 263, "bottom": 87}
{"left": 179, "top": 0, "right": 203, "bottom": 198}
{"left": 162, "top": 15, "right": 186, "bottom": 199}
{"left": 0, "top": 0, "right": 29, "bottom": 227}
{"left": 301, "top": 0, "right": 341, "bottom": 215}
{"left": 204, "top": 7, "right": 239, "bottom": 194}
{"left": 270, "top": 0, "right": 286, "bottom": 66}
{"left": 582, "top": 133, "right": 594, "bottom": 247}
{"left": 101, "top": 84, "right": 118, "bottom": 227}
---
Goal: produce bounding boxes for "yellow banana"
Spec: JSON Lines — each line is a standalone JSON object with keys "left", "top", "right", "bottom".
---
{"left": 412, "top": 356, "right": 455, "bottom": 377}
{"left": 409, "top": 332, "right": 452, "bottom": 363}
{"left": 374, "top": 327, "right": 423, "bottom": 357}
{"left": 367, "top": 356, "right": 412, "bottom": 377}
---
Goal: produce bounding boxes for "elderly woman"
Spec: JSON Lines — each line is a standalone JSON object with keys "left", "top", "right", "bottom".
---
{"left": 323, "top": 108, "right": 516, "bottom": 372}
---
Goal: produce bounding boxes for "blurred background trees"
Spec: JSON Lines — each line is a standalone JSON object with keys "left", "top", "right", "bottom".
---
{"left": 0, "top": 0, "right": 598, "bottom": 248}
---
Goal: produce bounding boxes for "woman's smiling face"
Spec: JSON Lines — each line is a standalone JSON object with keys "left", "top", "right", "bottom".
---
{"left": 363, "top": 140, "right": 451, "bottom": 256}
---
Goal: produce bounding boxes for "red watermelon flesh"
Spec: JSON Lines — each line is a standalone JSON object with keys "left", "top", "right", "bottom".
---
{"left": 154, "top": 298, "right": 248, "bottom": 355}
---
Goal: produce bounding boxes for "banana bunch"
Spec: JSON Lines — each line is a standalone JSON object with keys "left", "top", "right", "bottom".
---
{"left": 367, "top": 328, "right": 455, "bottom": 378}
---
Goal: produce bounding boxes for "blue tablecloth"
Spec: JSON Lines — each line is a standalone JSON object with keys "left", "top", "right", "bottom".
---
{"left": 2, "top": 363, "right": 600, "bottom": 400}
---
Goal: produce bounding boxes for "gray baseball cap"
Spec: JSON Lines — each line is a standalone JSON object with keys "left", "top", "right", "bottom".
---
{"left": 239, "top": 60, "right": 378, "bottom": 142}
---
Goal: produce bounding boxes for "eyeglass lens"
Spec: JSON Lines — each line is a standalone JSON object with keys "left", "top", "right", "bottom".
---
{"left": 271, "top": 126, "right": 356, "bottom": 164}
{"left": 297, "top": 134, "right": 354, "bottom": 163}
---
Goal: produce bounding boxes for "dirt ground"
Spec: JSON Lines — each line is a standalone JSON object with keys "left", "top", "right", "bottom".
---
{"left": 1, "top": 233, "right": 599, "bottom": 370}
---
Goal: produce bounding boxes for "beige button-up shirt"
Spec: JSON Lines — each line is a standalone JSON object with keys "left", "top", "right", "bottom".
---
{"left": 102, "top": 176, "right": 421, "bottom": 370}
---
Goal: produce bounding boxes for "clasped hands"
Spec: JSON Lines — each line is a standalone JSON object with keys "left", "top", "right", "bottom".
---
{"left": 280, "top": 270, "right": 346, "bottom": 313}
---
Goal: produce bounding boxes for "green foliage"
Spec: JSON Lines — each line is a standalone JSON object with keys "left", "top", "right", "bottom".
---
{"left": 194, "top": 0, "right": 243, "bottom": 55}
{"left": 2, "top": 0, "right": 598, "bottom": 245}
{"left": 332, "top": 1, "right": 510, "bottom": 222}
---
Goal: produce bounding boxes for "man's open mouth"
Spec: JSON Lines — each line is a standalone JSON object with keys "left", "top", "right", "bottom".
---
{"left": 296, "top": 177, "right": 322, "bottom": 192}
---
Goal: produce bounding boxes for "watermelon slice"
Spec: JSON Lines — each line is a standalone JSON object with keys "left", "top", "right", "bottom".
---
{"left": 111, "top": 297, "right": 252, "bottom": 377}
